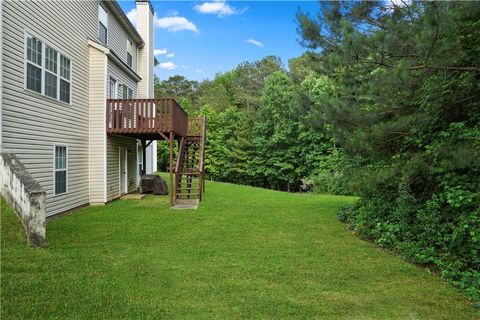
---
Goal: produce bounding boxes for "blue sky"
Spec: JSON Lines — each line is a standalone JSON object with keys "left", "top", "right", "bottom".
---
{"left": 119, "top": 1, "right": 320, "bottom": 81}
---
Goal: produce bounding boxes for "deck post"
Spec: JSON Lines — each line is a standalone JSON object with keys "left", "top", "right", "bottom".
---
{"left": 169, "top": 131, "right": 174, "bottom": 207}
{"left": 141, "top": 139, "right": 147, "bottom": 176}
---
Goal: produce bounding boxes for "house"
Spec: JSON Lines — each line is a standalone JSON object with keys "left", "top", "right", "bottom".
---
{"left": 0, "top": 0, "right": 160, "bottom": 217}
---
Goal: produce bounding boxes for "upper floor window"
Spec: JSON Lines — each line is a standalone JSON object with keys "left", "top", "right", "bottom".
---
{"left": 127, "top": 40, "right": 133, "bottom": 68}
{"left": 26, "top": 34, "right": 71, "bottom": 104}
{"left": 98, "top": 5, "right": 108, "bottom": 45}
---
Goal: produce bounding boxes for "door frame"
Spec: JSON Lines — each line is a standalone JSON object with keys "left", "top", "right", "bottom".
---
{"left": 119, "top": 147, "right": 128, "bottom": 195}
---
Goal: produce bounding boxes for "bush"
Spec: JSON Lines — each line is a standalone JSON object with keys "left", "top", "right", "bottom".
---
{"left": 309, "top": 149, "right": 357, "bottom": 195}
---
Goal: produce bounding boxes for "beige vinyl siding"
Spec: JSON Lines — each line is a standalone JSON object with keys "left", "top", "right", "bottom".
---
{"left": 135, "top": 2, "right": 153, "bottom": 99}
{"left": 106, "top": 136, "right": 137, "bottom": 201}
{"left": 105, "top": 59, "right": 138, "bottom": 200}
{"left": 107, "top": 8, "right": 137, "bottom": 73}
{"left": 135, "top": 2, "right": 156, "bottom": 173}
{"left": 107, "top": 60, "right": 137, "bottom": 98}
{"left": 88, "top": 45, "right": 108, "bottom": 203}
{"left": 2, "top": 0, "right": 144, "bottom": 216}
{"left": 1, "top": 1, "right": 99, "bottom": 216}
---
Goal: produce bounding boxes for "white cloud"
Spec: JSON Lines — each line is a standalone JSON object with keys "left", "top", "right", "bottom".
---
{"left": 245, "top": 38, "right": 263, "bottom": 48}
{"left": 195, "top": 68, "right": 203, "bottom": 73}
{"left": 154, "top": 48, "right": 168, "bottom": 56}
{"left": 127, "top": 8, "right": 198, "bottom": 33}
{"left": 194, "top": 1, "right": 241, "bottom": 17}
{"left": 126, "top": 8, "right": 137, "bottom": 26}
{"left": 154, "top": 49, "right": 176, "bottom": 58}
{"left": 155, "top": 15, "right": 199, "bottom": 33}
{"left": 158, "top": 62, "right": 178, "bottom": 70}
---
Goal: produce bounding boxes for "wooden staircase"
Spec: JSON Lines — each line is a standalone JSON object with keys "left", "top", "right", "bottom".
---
{"left": 174, "top": 116, "right": 206, "bottom": 208}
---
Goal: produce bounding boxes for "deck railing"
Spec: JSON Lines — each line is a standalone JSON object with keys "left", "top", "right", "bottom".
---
{"left": 187, "top": 116, "right": 204, "bottom": 136}
{"left": 106, "top": 98, "right": 188, "bottom": 137}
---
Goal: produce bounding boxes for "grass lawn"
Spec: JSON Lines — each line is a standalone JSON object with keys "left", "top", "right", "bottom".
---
{"left": 1, "top": 178, "right": 479, "bottom": 319}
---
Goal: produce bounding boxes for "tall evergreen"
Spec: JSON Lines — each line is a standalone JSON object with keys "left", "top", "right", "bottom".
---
{"left": 297, "top": 1, "right": 480, "bottom": 301}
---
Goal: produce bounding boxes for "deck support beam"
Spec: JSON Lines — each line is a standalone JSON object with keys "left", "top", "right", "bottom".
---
{"left": 169, "top": 131, "right": 174, "bottom": 207}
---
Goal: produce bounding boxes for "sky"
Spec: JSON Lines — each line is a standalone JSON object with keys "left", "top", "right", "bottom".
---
{"left": 118, "top": 1, "right": 321, "bottom": 81}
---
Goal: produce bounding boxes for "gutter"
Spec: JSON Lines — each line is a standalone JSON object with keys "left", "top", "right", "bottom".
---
{"left": 88, "top": 39, "right": 142, "bottom": 82}
{"left": 108, "top": 50, "right": 142, "bottom": 82}
{"left": 103, "top": 0, "right": 144, "bottom": 47}
{"left": 0, "top": 0, "right": 3, "bottom": 151}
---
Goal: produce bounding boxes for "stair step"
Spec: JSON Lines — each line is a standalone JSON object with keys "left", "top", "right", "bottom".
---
{"left": 176, "top": 193, "right": 200, "bottom": 197}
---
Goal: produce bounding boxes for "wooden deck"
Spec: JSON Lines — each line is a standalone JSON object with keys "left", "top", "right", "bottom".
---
{"left": 105, "top": 98, "right": 206, "bottom": 208}
{"left": 106, "top": 98, "right": 188, "bottom": 139}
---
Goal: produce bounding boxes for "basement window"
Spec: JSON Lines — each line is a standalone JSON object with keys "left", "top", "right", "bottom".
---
{"left": 54, "top": 146, "right": 68, "bottom": 195}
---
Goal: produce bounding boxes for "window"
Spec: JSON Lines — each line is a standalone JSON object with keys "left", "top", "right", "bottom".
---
{"left": 44, "top": 46, "right": 58, "bottom": 99}
{"left": 98, "top": 5, "right": 108, "bottom": 45}
{"left": 25, "top": 34, "right": 72, "bottom": 103}
{"left": 54, "top": 146, "right": 67, "bottom": 195}
{"left": 123, "top": 85, "right": 133, "bottom": 99}
{"left": 26, "top": 36, "right": 42, "bottom": 93}
{"left": 127, "top": 39, "right": 133, "bottom": 68}
{"left": 59, "top": 55, "right": 71, "bottom": 103}
{"left": 108, "top": 77, "right": 117, "bottom": 99}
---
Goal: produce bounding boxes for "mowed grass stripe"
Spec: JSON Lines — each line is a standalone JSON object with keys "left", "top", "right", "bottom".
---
{"left": 1, "top": 178, "right": 478, "bottom": 319}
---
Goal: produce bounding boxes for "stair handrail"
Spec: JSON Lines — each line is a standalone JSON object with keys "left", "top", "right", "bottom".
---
{"left": 174, "top": 136, "right": 186, "bottom": 199}
{"left": 198, "top": 115, "right": 206, "bottom": 174}
{"left": 198, "top": 115, "right": 206, "bottom": 200}
{"left": 175, "top": 137, "right": 185, "bottom": 174}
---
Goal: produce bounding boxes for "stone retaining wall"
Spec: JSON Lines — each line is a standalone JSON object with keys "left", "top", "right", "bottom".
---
{"left": 0, "top": 152, "right": 46, "bottom": 247}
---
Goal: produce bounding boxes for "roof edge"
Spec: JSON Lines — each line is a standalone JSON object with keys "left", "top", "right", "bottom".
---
{"left": 108, "top": 50, "right": 142, "bottom": 82}
{"left": 103, "top": 0, "right": 144, "bottom": 47}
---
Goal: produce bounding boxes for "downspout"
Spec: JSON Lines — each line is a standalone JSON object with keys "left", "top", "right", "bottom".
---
{"left": 0, "top": 1, "right": 3, "bottom": 151}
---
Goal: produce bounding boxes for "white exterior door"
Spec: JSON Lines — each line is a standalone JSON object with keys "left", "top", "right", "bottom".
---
{"left": 119, "top": 148, "right": 128, "bottom": 195}
{"left": 137, "top": 143, "right": 143, "bottom": 185}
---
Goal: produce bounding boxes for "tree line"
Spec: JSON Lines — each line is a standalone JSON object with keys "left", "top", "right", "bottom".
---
{"left": 155, "top": 1, "right": 480, "bottom": 303}
{"left": 155, "top": 55, "right": 341, "bottom": 193}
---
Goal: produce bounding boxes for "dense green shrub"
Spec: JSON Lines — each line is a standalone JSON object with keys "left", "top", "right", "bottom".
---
{"left": 309, "top": 149, "right": 356, "bottom": 195}
{"left": 299, "top": 1, "right": 480, "bottom": 303}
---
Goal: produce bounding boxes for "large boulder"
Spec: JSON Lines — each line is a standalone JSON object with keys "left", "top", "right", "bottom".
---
{"left": 300, "top": 179, "right": 313, "bottom": 193}
{"left": 140, "top": 174, "right": 168, "bottom": 195}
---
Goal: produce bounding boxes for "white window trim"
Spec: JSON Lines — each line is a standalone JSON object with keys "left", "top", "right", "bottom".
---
{"left": 44, "top": 46, "right": 58, "bottom": 99}
{"left": 108, "top": 76, "right": 118, "bottom": 99}
{"left": 53, "top": 145, "right": 68, "bottom": 196}
{"left": 126, "top": 39, "right": 134, "bottom": 68}
{"left": 59, "top": 55, "right": 72, "bottom": 103}
{"left": 24, "top": 31, "right": 73, "bottom": 106}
